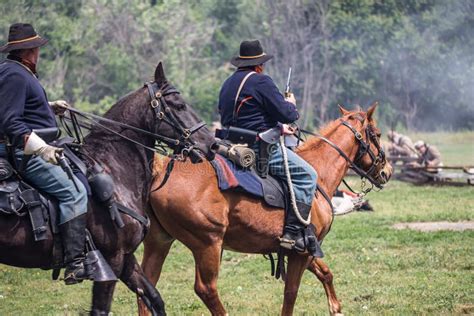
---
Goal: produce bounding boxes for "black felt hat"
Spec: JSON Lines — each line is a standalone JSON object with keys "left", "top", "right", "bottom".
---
{"left": 230, "top": 40, "right": 273, "bottom": 68}
{"left": 0, "top": 23, "right": 48, "bottom": 53}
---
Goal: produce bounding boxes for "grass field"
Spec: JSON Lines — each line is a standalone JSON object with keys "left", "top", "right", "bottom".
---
{"left": 0, "top": 132, "right": 473, "bottom": 315}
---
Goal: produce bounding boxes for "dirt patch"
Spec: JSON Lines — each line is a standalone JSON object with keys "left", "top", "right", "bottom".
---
{"left": 392, "top": 221, "right": 474, "bottom": 232}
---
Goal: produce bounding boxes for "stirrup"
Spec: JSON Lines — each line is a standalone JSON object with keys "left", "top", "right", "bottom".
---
{"left": 64, "top": 271, "right": 87, "bottom": 285}
{"left": 279, "top": 235, "right": 306, "bottom": 253}
{"left": 279, "top": 236, "right": 296, "bottom": 250}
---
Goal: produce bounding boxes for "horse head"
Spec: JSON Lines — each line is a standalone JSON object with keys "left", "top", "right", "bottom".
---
{"left": 338, "top": 102, "right": 393, "bottom": 188}
{"left": 147, "top": 62, "right": 215, "bottom": 162}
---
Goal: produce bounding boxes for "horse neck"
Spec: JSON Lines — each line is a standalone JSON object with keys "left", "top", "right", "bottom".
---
{"left": 296, "top": 120, "right": 362, "bottom": 196}
{"left": 83, "top": 89, "right": 155, "bottom": 211}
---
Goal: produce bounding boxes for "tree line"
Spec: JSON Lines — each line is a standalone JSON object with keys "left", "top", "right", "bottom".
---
{"left": 1, "top": 0, "right": 473, "bottom": 131}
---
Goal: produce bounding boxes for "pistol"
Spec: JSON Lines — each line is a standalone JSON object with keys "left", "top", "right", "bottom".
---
{"left": 284, "top": 67, "right": 292, "bottom": 98}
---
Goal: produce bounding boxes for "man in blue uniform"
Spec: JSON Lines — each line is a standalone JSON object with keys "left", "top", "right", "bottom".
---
{"left": 0, "top": 23, "right": 88, "bottom": 284}
{"left": 218, "top": 40, "right": 321, "bottom": 256}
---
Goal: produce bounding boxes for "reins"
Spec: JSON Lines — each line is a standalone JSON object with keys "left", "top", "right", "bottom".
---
{"left": 59, "top": 81, "right": 207, "bottom": 160}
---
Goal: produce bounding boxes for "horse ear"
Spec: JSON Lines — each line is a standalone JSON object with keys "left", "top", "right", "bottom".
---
{"left": 338, "top": 104, "right": 350, "bottom": 116}
{"left": 154, "top": 61, "right": 167, "bottom": 85}
{"left": 366, "top": 101, "right": 378, "bottom": 120}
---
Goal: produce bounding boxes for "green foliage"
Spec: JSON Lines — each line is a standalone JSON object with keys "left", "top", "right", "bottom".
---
{"left": 0, "top": 0, "right": 472, "bottom": 130}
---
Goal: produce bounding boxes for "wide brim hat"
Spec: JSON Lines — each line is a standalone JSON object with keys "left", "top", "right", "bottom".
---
{"left": 0, "top": 23, "right": 48, "bottom": 53}
{"left": 230, "top": 39, "right": 273, "bottom": 68}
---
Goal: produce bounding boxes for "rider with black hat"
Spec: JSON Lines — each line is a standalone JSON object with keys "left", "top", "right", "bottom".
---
{"left": 218, "top": 40, "right": 321, "bottom": 256}
{"left": 0, "top": 23, "right": 89, "bottom": 284}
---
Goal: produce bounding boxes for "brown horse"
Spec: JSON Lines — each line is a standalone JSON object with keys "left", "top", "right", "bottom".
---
{"left": 139, "top": 103, "right": 392, "bottom": 315}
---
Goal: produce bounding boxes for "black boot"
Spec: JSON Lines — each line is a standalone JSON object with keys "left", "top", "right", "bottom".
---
{"left": 280, "top": 202, "right": 324, "bottom": 258}
{"left": 60, "top": 214, "right": 89, "bottom": 285}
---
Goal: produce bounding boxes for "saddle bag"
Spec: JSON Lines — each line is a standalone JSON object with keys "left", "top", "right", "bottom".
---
{"left": 0, "top": 158, "right": 24, "bottom": 215}
{"left": 0, "top": 178, "right": 24, "bottom": 215}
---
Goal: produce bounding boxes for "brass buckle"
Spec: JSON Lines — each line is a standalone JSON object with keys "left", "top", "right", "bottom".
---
{"left": 183, "top": 129, "right": 191, "bottom": 139}
{"left": 151, "top": 99, "right": 160, "bottom": 108}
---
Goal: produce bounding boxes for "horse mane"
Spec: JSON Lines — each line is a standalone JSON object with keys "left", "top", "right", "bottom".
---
{"left": 296, "top": 119, "right": 340, "bottom": 153}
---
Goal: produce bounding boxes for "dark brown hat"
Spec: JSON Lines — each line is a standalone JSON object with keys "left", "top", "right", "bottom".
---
{"left": 0, "top": 23, "right": 48, "bottom": 53}
{"left": 230, "top": 40, "right": 273, "bottom": 68}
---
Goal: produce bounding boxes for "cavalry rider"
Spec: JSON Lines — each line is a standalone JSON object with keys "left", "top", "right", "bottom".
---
{"left": 0, "top": 23, "right": 88, "bottom": 284}
{"left": 218, "top": 39, "right": 320, "bottom": 255}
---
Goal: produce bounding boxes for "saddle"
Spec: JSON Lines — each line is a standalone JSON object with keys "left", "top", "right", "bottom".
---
{"left": 212, "top": 126, "right": 298, "bottom": 209}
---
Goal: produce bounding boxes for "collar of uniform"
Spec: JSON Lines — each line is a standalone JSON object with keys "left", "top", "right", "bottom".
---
{"left": 5, "top": 58, "right": 38, "bottom": 78}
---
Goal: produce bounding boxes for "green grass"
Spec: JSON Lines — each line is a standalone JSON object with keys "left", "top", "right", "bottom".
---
{"left": 1, "top": 132, "right": 473, "bottom": 315}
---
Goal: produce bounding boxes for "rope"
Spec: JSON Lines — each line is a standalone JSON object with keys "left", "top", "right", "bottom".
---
{"left": 279, "top": 136, "right": 311, "bottom": 226}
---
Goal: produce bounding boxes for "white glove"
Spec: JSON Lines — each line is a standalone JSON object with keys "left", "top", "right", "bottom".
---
{"left": 48, "top": 100, "right": 69, "bottom": 115}
{"left": 284, "top": 92, "right": 296, "bottom": 105}
{"left": 24, "top": 132, "right": 63, "bottom": 164}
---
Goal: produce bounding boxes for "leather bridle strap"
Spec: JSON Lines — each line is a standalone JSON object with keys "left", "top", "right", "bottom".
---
{"left": 145, "top": 82, "right": 206, "bottom": 141}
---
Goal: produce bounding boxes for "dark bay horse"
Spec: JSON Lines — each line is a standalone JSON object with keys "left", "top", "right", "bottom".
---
{"left": 0, "top": 62, "right": 215, "bottom": 315}
{"left": 139, "top": 103, "right": 392, "bottom": 315}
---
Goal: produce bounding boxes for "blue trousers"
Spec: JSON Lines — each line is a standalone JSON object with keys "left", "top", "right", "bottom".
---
{"left": 0, "top": 144, "right": 88, "bottom": 224}
{"left": 267, "top": 143, "right": 317, "bottom": 206}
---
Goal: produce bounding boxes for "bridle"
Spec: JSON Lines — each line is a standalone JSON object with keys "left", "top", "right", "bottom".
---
{"left": 300, "top": 117, "right": 387, "bottom": 192}
{"left": 340, "top": 119, "right": 386, "bottom": 188}
{"left": 145, "top": 81, "right": 207, "bottom": 159}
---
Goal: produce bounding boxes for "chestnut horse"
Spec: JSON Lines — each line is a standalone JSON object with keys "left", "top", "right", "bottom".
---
{"left": 139, "top": 103, "right": 392, "bottom": 315}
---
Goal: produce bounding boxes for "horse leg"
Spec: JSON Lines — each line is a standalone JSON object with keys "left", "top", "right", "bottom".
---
{"left": 138, "top": 227, "right": 175, "bottom": 316}
{"left": 120, "top": 253, "right": 166, "bottom": 316}
{"left": 193, "top": 244, "right": 226, "bottom": 315}
{"left": 281, "top": 254, "right": 311, "bottom": 316}
{"left": 90, "top": 281, "right": 117, "bottom": 315}
{"left": 307, "top": 258, "right": 342, "bottom": 315}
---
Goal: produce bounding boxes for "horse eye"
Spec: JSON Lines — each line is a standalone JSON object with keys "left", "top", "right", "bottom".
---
{"left": 175, "top": 103, "right": 186, "bottom": 111}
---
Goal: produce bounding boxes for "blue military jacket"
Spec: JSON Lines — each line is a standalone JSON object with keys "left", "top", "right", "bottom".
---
{"left": 218, "top": 69, "right": 299, "bottom": 132}
{"left": 0, "top": 59, "right": 56, "bottom": 147}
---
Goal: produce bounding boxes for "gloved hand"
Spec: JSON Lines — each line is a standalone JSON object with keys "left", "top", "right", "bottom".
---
{"left": 24, "top": 132, "right": 63, "bottom": 164}
{"left": 48, "top": 100, "right": 70, "bottom": 115}
{"left": 282, "top": 124, "right": 296, "bottom": 135}
{"left": 284, "top": 92, "right": 296, "bottom": 105}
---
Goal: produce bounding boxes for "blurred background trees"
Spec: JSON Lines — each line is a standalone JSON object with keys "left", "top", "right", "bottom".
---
{"left": 1, "top": 0, "right": 473, "bottom": 131}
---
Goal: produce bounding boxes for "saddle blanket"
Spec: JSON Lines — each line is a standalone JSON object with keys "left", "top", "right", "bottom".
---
{"left": 210, "top": 155, "right": 287, "bottom": 209}
{"left": 210, "top": 154, "right": 263, "bottom": 198}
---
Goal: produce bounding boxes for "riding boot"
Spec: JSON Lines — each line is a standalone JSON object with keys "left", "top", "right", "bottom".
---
{"left": 60, "top": 213, "right": 89, "bottom": 285}
{"left": 280, "top": 202, "right": 324, "bottom": 258}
